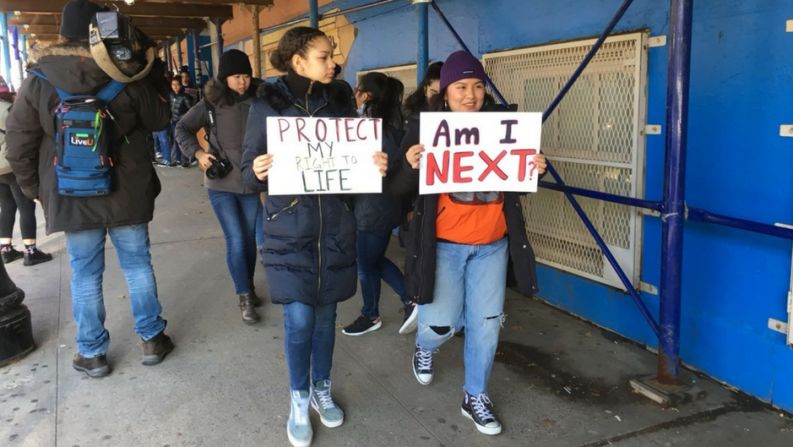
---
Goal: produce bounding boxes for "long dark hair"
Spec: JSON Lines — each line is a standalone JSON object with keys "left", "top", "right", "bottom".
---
{"left": 359, "top": 72, "right": 404, "bottom": 130}
{"left": 403, "top": 61, "right": 443, "bottom": 116}
{"left": 270, "top": 26, "right": 327, "bottom": 72}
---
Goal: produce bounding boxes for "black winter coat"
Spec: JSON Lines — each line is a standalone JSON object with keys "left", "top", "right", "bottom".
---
{"left": 175, "top": 78, "right": 261, "bottom": 194}
{"left": 5, "top": 43, "right": 170, "bottom": 235}
{"left": 241, "top": 77, "right": 358, "bottom": 307}
{"left": 170, "top": 89, "right": 192, "bottom": 123}
{"left": 388, "top": 108, "right": 539, "bottom": 304}
{"left": 352, "top": 124, "right": 404, "bottom": 232}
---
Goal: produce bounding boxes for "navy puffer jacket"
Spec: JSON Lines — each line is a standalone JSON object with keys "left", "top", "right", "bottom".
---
{"left": 241, "top": 77, "right": 358, "bottom": 307}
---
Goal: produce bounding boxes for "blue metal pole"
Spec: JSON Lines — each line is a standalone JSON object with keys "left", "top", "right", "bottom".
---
{"left": 309, "top": 0, "right": 319, "bottom": 28}
{"left": 431, "top": 0, "right": 661, "bottom": 338}
{"left": 176, "top": 37, "right": 183, "bottom": 72}
{"left": 543, "top": 0, "right": 636, "bottom": 122}
{"left": 539, "top": 181, "right": 664, "bottom": 212}
{"left": 0, "top": 12, "right": 11, "bottom": 87}
{"left": 192, "top": 30, "right": 203, "bottom": 86}
{"left": 687, "top": 208, "right": 793, "bottom": 240}
{"left": 416, "top": 1, "right": 429, "bottom": 86}
{"left": 658, "top": 0, "right": 693, "bottom": 385}
{"left": 187, "top": 32, "right": 196, "bottom": 83}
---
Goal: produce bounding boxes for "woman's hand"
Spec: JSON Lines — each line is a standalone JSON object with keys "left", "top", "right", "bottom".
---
{"left": 533, "top": 153, "right": 547, "bottom": 175}
{"left": 253, "top": 154, "right": 274, "bottom": 181}
{"left": 195, "top": 151, "right": 216, "bottom": 171}
{"left": 373, "top": 151, "right": 388, "bottom": 177}
{"left": 405, "top": 144, "right": 424, "bottom": 170}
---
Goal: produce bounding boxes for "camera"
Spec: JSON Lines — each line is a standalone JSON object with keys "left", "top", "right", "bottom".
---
{"left": 89, "top": 11, "right": 157, "bottom": 83}
{"left": 205, "top": 156, "right": 233, "bottom": 179}
{"left": 91, "top": 12, "right": 136, "bottom": 61}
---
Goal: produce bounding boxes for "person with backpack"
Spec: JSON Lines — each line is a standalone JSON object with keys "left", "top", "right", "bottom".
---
{"left": 174, "top": 49, "right": 263, "bottom": 325}
{"left": 341, "top": 72, "right": 416, "bottom": 337}
{"left": 0, "top": 77, "right": 53, "bottom": 266}
{"left": 390, "top": 51, "right": 547, "bottom": 436}
{"left": 5, "top": 0, "right": 174, "bottom": 378}
{"left": 240, "top": 27, "right": 388, "bottom": 447}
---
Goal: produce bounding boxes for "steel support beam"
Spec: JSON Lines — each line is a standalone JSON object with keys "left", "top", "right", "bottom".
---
{"left": 0, "top": 12, "right": 11, "bottom": 88}
{"left": 309, "top": 0, "right": 319, "bottom": 28}
{"left": 415, "top": 0, "right": 429, "bottom": 86}
{"left": 658, "top": 0, "right": 693, "bottom": 385}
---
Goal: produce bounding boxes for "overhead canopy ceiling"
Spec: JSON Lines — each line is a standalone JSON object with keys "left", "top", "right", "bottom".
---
{"left": 3, "top": 0, "right": 275, "bottom": 42}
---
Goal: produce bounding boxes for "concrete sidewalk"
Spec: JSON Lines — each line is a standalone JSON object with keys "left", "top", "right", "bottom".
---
{"left": 1, "top": 166, "right": 792, "bottom": 447}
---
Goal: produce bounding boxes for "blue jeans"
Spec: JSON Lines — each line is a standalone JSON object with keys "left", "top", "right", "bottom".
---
{"left": 170, "top": 123, "right": 183, "bottom": 164}
{"left": 65, "top": 224, "right": 166, "bottom": 358}
{"left": 154, "top": 128, "right": 171, "bottom": 162}
{"left": 207, "top": 189, "right": 261, "bottom": 295}
{"left": 356, "top": 229, "right": 407, "bottom": 319}
{"left": 282, "top": 301, "right": 337, "bottom": 391}
{"left": 416, "top": 237, "right": 508, "bottom": 396}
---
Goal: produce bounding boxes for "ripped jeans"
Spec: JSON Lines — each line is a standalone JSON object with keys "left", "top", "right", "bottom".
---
{"left": 416, "top": 237, "right": 508, "bottom": 396}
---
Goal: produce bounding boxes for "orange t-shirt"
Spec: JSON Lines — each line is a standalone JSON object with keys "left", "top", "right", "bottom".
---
{"left": 435, "top": 193, "right": 507, "bottom": 245}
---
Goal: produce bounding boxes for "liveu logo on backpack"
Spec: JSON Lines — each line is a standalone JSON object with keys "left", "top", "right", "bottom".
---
{"left": 31, "top": 70, "right": 125, "bottom": 197}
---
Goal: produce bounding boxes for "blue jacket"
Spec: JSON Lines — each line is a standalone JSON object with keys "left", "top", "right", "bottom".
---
{"left": 241, "top": 77, "right": 358, "bottom": 307}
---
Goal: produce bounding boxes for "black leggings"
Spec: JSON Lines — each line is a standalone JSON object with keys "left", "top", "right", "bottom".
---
{"left": 0, "top": 175, "right": 36, "bottom": 240}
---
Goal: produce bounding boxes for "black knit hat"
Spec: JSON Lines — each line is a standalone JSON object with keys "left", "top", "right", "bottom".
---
{"left": 217, "top": 50, "right": 253, "bottom": 81}
{"left": 60, "top": 0, "right": 104, "bottom": 41}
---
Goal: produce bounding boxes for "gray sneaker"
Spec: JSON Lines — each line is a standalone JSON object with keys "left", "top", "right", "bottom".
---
{"left": 288, "top": 390, "right": 313, "bottom": 447}
{"left": 310, "top": 379, "right": 345, "bottom": 428}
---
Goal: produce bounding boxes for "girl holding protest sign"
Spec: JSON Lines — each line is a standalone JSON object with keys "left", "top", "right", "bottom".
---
{"left": 390, "top": 50, "right": 547, "bottom": 436}
{"left": 240, "top": 27, "right": 388, "bottom": 447}
{"left": 341, "top": 72, "right": 417, "bottom": 337}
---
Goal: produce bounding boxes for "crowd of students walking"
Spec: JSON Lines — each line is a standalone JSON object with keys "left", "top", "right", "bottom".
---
{"left": 2, "top": 2, "right": 548, "bottom": 445}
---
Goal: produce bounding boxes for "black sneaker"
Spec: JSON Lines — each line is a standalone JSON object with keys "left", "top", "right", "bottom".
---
{"left": 23, "top": 247, "right": 53, "bottom": 266}
{"left": 141, "top": 332, "right": 175, "bottom": 366}
{"left": 412, "top": 346, "right": 433, "bottom": 385}
{"left": 398, "top": 303, "right": 418, "bottom": 335}
{"left": 1, "top": 246, "right": 23, "bottom": 264}
{"left": 73, "top": 353, "right": 111, "bottom": 378}
{"left": 461, "top": 392, "right": 502, "bottom": 435}
{"left": 341, "top": 315, "right": 382, "bottom": 336}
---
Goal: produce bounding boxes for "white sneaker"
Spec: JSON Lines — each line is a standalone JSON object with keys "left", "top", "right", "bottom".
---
{"left": 412, "top": 346, "right": 433, "bottom": 385}
{"left": 287, "top": 390, "right": 313, "bottom": 447}
{"left": 310, "top": 379, "right": 345, "bottom": 428}
{"left": 398, "top": 303, "right": 418, "bottom": 335}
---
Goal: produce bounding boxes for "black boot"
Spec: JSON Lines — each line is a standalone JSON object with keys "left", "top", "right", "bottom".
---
{"left": 239, "top": 293, "right": 260, "bottom": 324}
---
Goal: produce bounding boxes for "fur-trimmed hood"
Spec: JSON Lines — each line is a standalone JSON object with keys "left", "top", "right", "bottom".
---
{"left": 28, "top": 42, "right": 110, "bottom": 95}
{"left": 204, "top": 77, "right": 262, "bottom": 108}
{"left": 254, "top": 77, "right": 355, "bottom": 116}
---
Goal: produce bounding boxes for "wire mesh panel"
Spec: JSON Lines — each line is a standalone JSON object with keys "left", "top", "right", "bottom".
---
{"left": 357, "top": 64, "right": 418, "bottom": 97}
{"left": 483, "top": 33, "right": 648, "bottom": 289}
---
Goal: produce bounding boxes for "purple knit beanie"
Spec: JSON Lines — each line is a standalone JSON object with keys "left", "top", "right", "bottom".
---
{"left": 439, "top": 50, "right": 487, "bottom": 91}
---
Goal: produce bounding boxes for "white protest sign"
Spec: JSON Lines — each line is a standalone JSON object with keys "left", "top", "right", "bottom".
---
{"left": 419, "top": 112, "right": 543, "bottom": 195}
{"left": 265, "top": 116, "right": 383, "bottom": 195}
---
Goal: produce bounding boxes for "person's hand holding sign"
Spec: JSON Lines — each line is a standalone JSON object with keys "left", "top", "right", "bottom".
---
{"left": 532, "top": 153, "right": 547, "bottom": 176}
{"left": 373, "top": 151, "right": 388, "bottom": 176}
{"left": 406, "top": 144, "right": 424, "bottom": 170}
{"left": 253, "top": 154, "right": 274, "bottom": 181}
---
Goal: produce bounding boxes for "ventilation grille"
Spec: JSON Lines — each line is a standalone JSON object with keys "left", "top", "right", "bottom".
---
{"left": 483, "top": 33, "right": 648, "bottom": 288}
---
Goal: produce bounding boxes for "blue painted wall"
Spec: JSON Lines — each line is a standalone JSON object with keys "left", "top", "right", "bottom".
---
{"left": 316, "top": 0, "right": 793, "bottom": 411}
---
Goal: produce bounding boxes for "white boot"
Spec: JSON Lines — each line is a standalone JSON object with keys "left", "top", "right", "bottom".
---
{"left": 287, "top": 390, "right": 313, "bottom": 447}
